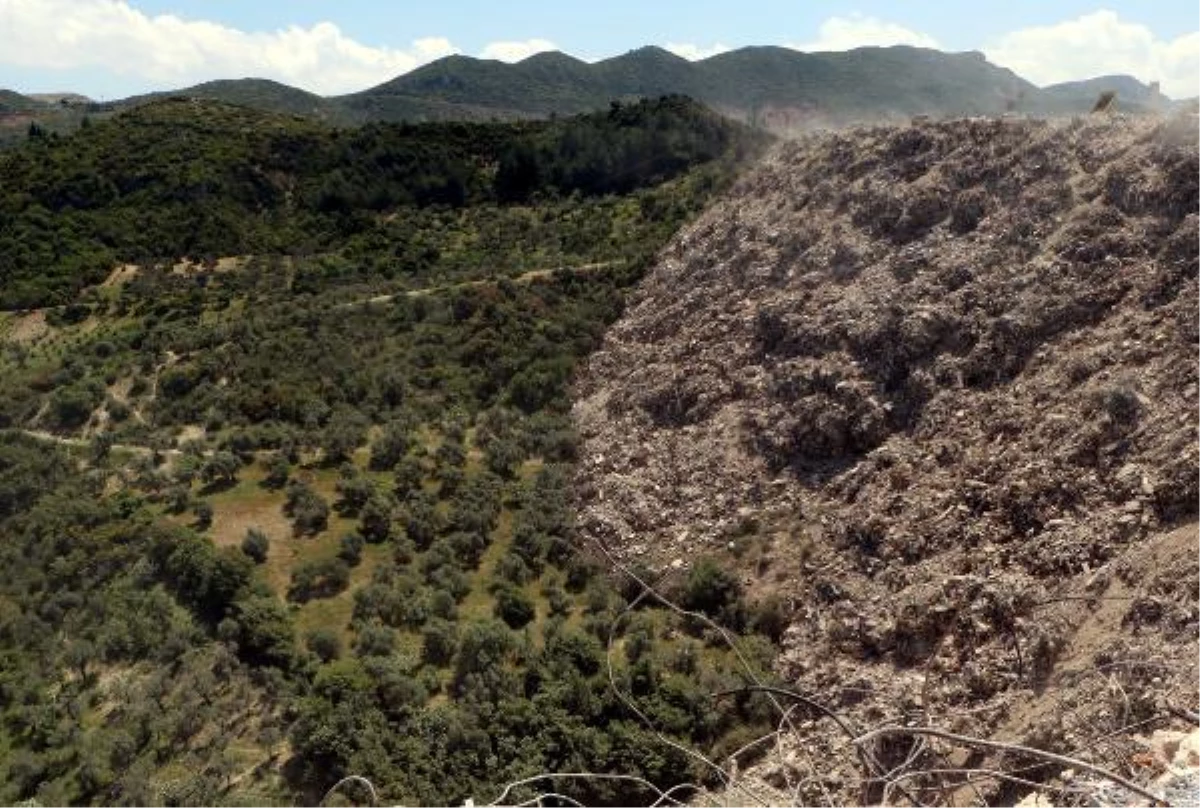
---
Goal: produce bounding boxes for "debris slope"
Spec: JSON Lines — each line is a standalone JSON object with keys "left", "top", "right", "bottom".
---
{"left": 573, "top": 114, "right": 1199, "bottom": 805}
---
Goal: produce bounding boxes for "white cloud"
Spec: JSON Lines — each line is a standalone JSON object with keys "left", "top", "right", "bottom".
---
{"left": 0, "top": 0, "right": 460, "bottom": 94}
{"left": 478, "top": 38, "right": 558, "bottom": 62}
{"left": 788, "top": 14, "right": 940, "bottom": 52}
{"left": 664, "top": 42, "right": 731, "bottom": 61}
{"left": 984, "top": 11, "right": 1199, "bottom": 98}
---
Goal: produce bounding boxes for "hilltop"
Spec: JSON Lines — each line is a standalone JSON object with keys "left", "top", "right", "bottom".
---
{"left": 1, "top": 44, "right": 1178, "bottom": 144}
{"left": 573, "top": 113, "right": 1198, "bottom": 804}
{"left": 0, "top": 89, "right": 47, "bottom": 114}
{"left": 264, "top": 45, "right": 1182, "bottom": 128}
{"left": 116, "top": 78, "right": 339, "bottom": 121}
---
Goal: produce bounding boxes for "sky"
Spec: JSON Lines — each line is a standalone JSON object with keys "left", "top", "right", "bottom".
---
{"left": 0, "top": 0, "right": 1196, "bottom": 100}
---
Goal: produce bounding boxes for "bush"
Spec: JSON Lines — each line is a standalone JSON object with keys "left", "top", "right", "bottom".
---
{"left": 355, "top": 624, "right": 396, "bottom": 657}
{"left": 422, "top": 618, "right": 459, "bottom": 666}
{"left": 263, "top": 454, "right": 290, "bottom": 489}
{"left": 369, "top": 421, "right": 411, "bottom": 471}
{"left": 359, "top": 493, "right": 395, "bottom": 543}
{"left": 402, "top": 492, "right": 442, "bottom": 549}
{"left": 48, "top": 385, "right": 98, "bottom": 430}
{"left": 285, "top": 481, "right": 329, "bottom": 535}
{"left": 680, "top": 558, "right": 745, "bottom": 629}
{"left": 306, "top": 628, "right": 342, "bottom": 663}
{"left": 288, "top": 558, "right": 351, "bottom": 603}
{"left": 335, "top": 472, "right": 374, "bottom": 516}
{"left": 393, "top": 457, "right": 425, "bottom": 497}
{"left": 494, "top": 552, "right": 533, "bottom": 585}
{"left": 493, "top": 583, "right": 535, "bottom": 629}
{"left": 241, "top": 527, "right": 270, "bottom": 564}
{"left": 748, "top": 595, "right": 789, "bottom": 643}
{"left": 322, "top": 407, "right": 369, "bottom": 462}
{"left": 339, "top": 532, "right": 365, "bottom": 566}
{"left": 201, "top": 451, "right": 241, "bottom": 487}
{"left": 193, "top": 500, "right": 214, "bottom": 530}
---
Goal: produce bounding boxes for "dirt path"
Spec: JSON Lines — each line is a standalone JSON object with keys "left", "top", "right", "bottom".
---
{"left": 335, "top": 259, "right": 622, "bottom": 310}
{"left": 13, "top": 428, "right": 160, "bottom": 456}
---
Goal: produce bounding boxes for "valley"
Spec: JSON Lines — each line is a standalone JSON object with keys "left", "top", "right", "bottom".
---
{"left": 0, "top": 97, "right": 783, "bottom": 806}
{"left": 0, "top": 67, "right": 1195, "bottom": 808}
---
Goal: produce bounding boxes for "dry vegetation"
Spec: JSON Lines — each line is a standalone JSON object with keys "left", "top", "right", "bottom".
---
{"left": 573, "top": 113, "right": 1198, "bottom": 805}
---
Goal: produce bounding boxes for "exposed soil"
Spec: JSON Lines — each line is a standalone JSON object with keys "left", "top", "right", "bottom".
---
{"left": 572, "top": 114, "right": 1198, "bottom": 805}
{"left": 6, "top": 309, "right": 49, "bottom": 343}
{"left": 100, "top": 263, "right": 140, "bottom": 288}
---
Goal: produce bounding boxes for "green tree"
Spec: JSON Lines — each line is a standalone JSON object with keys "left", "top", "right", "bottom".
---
{"left": 263, "top": 453, "right": 290, "bottom": 489}
{"left": 288, "top": 558, "right": 351, "bottom": 603}
{"left": 338, "top": 532, "right": 365, "bottom": 566}
{"left": 306, "top": 628, "right": 343, "bottom": 663}
{"left": 359, "top": 493, "right": 395, "bottom": 543}
{"left": 422, "top": 618, "right": 459, "bottom": 667}
{"left": 201, "top": 451, "right": 241, "bottom": 487}
{"left": 193, "top": 500, "right": 214, "bottom": 530}
{"left": 493, "top": 583, "right": 535, "bottom": 629}
{"left": 241, "top": 527, "right": 270, "bottom": 564}
{"left": 680, "top": 557, "right": 745, "bottom": 630}
{"left": 285, "top": 480, "right": 330, "bottom": 535}
{"left": 370, "top": 421, "right": 411, "bottom": 471}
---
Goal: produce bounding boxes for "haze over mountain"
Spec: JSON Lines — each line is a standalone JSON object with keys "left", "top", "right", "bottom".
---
{"left": 0, "top": 44, "right": 1178, "bottom": 143}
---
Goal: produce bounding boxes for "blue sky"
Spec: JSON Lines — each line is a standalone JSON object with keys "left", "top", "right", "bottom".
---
{"left": 1, "top": 0, "right": 1197, "bottom": 98}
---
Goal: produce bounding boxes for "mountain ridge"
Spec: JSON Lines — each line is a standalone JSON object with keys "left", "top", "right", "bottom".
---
{"left": 1, "top": 44, "right": 1179, "bottom": 143}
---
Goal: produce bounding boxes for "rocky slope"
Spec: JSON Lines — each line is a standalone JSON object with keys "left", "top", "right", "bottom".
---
{"left": 572, "top": 113, "right": 1198, "bottom": 805}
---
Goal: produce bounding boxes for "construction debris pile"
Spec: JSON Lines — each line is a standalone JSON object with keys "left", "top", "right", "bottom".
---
{"left": 573, "top": 114, "right": 1198, "bottom": 805}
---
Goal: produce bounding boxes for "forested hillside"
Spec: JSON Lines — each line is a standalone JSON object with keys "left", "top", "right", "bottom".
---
{"left": 0, "top": 94, "right": 753, "bottom": 309}
{"left": 0, "top": 97, "right": 780, "bottom": 806}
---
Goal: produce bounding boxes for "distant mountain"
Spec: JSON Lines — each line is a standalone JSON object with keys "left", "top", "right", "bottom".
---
{"left": 114, "top": 78, "right": 341, "bottom": 121}
{"left": 340, "top": 45, "right": 1121, "bottom": 129}
{"left": 6, "top": 45, "right": 1182, "bottom": 140}
{"left": 27, "top": 92, "right": 92, "bottom": 105}
{"left": 1040, "top": 75, "right": 1173, "bottom": 114}
{"left": 692, "top": 46, "right": 1035, "bottom": 126}
{"left": 0, "top": 89, "right": 46, "bottom": 114}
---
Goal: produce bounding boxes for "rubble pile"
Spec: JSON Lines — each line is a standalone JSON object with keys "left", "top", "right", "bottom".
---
{"left": 572, "top": 114, "right": 1198, "bottom": 805}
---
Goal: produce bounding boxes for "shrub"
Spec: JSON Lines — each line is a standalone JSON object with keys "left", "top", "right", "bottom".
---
{"left": 288, "top": 558, "right": 351, "bottom": 603}
{"left": 422, "top": 618, "right": 459, "bottom": 666}
{"left": 402, "top": 492, "right": 442, "bottom": 549}
{"left": 748, "top": 595, "right": 789, "bottom": 643}
{"left": 201, "top": 451, "right": 241, "bottom": 487}
{"left": 369, "top": 421, "right": 411, "bottom": 471}
{"left": 393, "top": 457, "right": 425, "bottom": 497}
{"left": 193, "top": 500, "right": 214, "bottom": 530}
{"left": 335, "top": 473, "right": 374, "bottom": 516}
{"left": 680, "top": 557, "right": 745, "bottom": 630}
{"left": 285, "top": 481, "right": 329, "bottom": 535}
{"left": 339, "top": 532, "right": 365, "bottom": 566}
{"left": 493, "top": 584, "right": 535, "bottom": 629}
{"left": 359, "top": 493, "right": 395, "bottom": 543}
{"left": 321, "top": 407, "right": 369, "bottom": 462}
{"left": 241, "top": 527, "right": 270, "bottom": 564}
{"left": 355, "top": 624, "right": 396, "bottom": 657}
{"left": 48, "top": 385, "right": 98, "bottom": 430}
{"left": 263, "top": 454, "right": 290, "bottom": 489}
{"left": 306, "top": 628, "right": 342, "bottom": 663}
